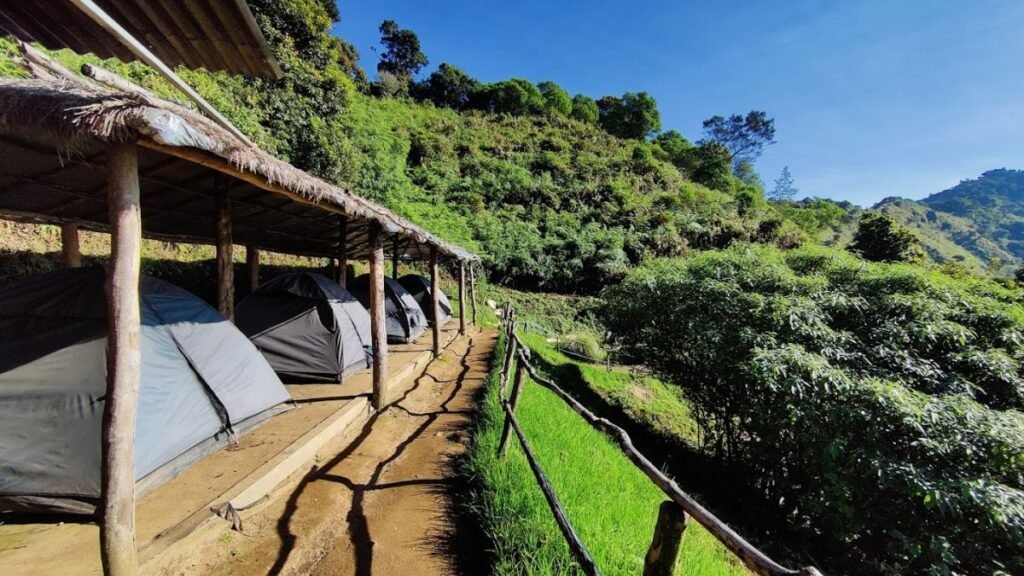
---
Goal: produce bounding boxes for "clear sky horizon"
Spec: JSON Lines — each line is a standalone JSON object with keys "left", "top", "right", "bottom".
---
{"left": 333, "top": 0, "right": 1024, "bottom": 207}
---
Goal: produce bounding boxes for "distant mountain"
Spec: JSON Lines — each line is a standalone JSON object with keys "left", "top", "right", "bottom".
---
{"left": 814, "top": 169, "right": 1024, "bottom": 272}
{"left": 919, "top": 169, "right": 1024, "bottom": 261}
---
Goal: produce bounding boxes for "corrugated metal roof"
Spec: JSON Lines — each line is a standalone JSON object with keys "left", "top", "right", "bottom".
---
{"left": 0, "top": 0, "right": 281, "bottom": 78}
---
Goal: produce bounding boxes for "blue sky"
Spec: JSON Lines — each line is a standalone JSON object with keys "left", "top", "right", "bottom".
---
{"left": 333, "top": 1, "right": 1024, "bottom": 207}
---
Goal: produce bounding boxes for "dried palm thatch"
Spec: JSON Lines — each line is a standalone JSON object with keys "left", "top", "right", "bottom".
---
{"left": 0, "top": 50, "right": 478, "bottom": 262}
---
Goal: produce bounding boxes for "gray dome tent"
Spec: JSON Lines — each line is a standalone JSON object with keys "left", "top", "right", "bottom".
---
{"left": 398, "top": 274, "right": 452, "bottom": 326}
{"left": 349, "top": 274, "right": 428, "bottom": 344}
{"left": 0, "top": 267, "right": 291, "bottom": 515}
{"left": 236, "top": 272, "right": 372, "bottom": 382}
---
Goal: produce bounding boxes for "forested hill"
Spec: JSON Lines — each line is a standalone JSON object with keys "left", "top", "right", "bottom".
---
{"left": 806, "top": 169, "right": 1024, "bottom": 272}
{"left": 0, "top": 0, "right": 804, "bottom": 294}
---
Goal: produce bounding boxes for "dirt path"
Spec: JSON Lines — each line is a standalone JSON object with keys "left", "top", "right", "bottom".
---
{"left": 166, "top": 328, "right": 495, "bottom": 576}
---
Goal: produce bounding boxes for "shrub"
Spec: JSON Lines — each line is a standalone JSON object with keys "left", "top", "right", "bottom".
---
{"left": 601, "top": 245, "right": 1024, "bottom": 574}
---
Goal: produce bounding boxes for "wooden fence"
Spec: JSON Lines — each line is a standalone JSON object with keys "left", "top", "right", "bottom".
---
{"left": 495, "top": 304, "right": 823, "bottom": 576}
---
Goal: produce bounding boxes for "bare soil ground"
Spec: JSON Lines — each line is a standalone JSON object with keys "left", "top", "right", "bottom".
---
{"left": 159, "top": 327, "right": 496, "bottom": 576}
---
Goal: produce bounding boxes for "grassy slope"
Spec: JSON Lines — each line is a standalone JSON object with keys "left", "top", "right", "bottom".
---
{"left": 464, "top": 327, "right": 747, "bottom": 575}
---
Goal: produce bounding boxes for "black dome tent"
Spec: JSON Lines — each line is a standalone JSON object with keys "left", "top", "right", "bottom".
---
{"left": 235, "top": 272, "right": 372, "bottom": 382}
{"left": 0, "top": 267, "right": 291, "bottom": 515}
{"left": 398, "top": 274, "right": 453, "bottom": 326}
{"left": 348, "top": 275, "right": 428, "bottom": 344}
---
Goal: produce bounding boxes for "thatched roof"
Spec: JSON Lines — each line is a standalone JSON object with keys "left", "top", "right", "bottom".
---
{"left": 0, "top": 58, "right": 478, "bottom": 262}
{"left": 0, "top": 0, "right": 281, "bottom": 78}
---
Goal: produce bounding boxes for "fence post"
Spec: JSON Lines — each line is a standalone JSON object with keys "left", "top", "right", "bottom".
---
{"left": 500, "top": 320, "right": 517, "bottom": 392}
{"left": 498, "top": 357, "right": 528, "bottom": 458}
{"left": 643, "top": 501, "right": 688, "bottom": 576}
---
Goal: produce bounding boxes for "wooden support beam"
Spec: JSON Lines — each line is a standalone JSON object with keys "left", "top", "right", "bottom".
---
{"left": 100, "top": 142, "right": 142, "bottom": 576}
{"left": 430, "top": 246, "right": 441, "bottom": 358}
{"left": 392, "top": 235, "right": 400, "bottom": 279}
{"left": 214, "top": 177, "right": 234, "bottom": 320}
{"left": 469, "top": 262, "right": 478, "bottom": 326}
{"left": 61, "top": 222, "right": 81, "bottom": 268}
{"left": 338, "top": 216, "right": 348, "bottom": 288}
{"left": 246, "top": 244, "right": 259, "bottom": 293}
{"left": 458, "top": 262, "right": 467, "bottom": 335}
{"left": 644, "top": 501, "right": 688, "bottom": 576}
{"left": 369, "top": 223, "right": 388, "bottom": 410}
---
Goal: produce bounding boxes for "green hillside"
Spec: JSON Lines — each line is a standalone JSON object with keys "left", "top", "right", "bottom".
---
{"left": 921, "top": 169, "right": 1024, "bottom": 260}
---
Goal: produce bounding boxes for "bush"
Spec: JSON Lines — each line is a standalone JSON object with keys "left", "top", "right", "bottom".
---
{"left": 601, "top": 245, "right": 1024, "bottom": 575}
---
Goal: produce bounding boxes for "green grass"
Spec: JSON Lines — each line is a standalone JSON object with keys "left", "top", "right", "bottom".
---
{"left": 463, "top": 330, "right": 749, "bottom": 575}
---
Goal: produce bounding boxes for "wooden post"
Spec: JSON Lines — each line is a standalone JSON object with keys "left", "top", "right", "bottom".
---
{"left": 61, "top": 223, "right": 82, "bottom": 268}
{"left": 369, "top": 223, "right": 388, "bottom": 410}
{"left": 644, "top": 501, "right": 689, "bottom": 576}
{"left": 469, "top": 262, "right": 478, "bottom": 326}
{"left": 392, "top": 236, "right": 400, "bottom": 279}
{"left": 245, "top": 244, "right": 259, "bottom": 293}
{"left": 458, "top": 262, "right": 466, "bottom": 335}
{"left": 100, "top": 142, "right": 142, "bottom": 576}
{"left": 430, "top": 246, "right": 441, "bottom": 358}
{"left": 338, "top": 216, "right": 348, "bottom": 288}
{"left": 214, "top": 177, "right": 234, "bottom": 320}
{"left": 498, "top": 358, "right": 527, "bottom": 457}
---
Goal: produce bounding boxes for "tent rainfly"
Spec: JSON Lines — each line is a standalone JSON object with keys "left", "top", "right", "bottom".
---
{"left": 349, "top": 274, "right": 429, "bottom": 344}
{"left": 399, "top": 274, "right": 452, "bottom": 326}
{"left": 235, "top": 272, "right": 372, "bottom": 382}
{"left": 0, "top": 267, "right": 291, "bottom": 515}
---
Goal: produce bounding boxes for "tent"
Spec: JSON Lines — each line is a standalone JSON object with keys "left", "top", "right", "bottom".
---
{"left": 398, "top": 274, "right": 452, "bottom": 326}
{"left": 348, "top": 275, "right": 428, "bottom": 344}
{"left": 236, "top": 272, "right": 372, "bottom": 382}
{"left": 0, "top": 267, "right": 291, "bottom": 515}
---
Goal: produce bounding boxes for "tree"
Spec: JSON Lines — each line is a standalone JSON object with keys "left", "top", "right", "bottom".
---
{"left": 599, "top": 92, "right": 661, "bottom": 140}
{"left": 701, "top": 110, "right": 776, "bottom": 169}
{"left": 475, "top": 79, "right": 545, "bottom": 115}
{"left": 769, "top": 166, "right": 797, "bottom": 200}
{"left": 415, "top": 63, "right": 479, "bottom": 109}
{"left": 734, "top": 161, "right": 763, "bottom": 188}
{"left": 537, "top": 81, "right": 571, "bottom": 117}
{"left": 690, "top": 141, "right": 733, "bottom": 191}
{"left": 652, "top": 130, "right": 693, "bottom": 167}
{"left": 849, "top": 212, "right": 924, "bottom": 262}
{"left": 377, "top": 20, "right": 428, "bottom": 84}
{"left": 570, "top": 94, "right": 599, "bottom": 124}
{"left": 1015, "top": 265, "right": 1024, "bottom": 283}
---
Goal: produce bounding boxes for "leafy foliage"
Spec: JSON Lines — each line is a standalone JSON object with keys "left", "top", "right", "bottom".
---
{"left": 570, "top": 94, "right": 599, "bottom": 125}
{"left": 537, "top": 81, "right": 572, "bottom": 117}
{"left": 376, "top": 19, "right": 428, "bottom": 83}
{"left": 850, "top": 212, "right": 925, "bottom": 263}
{"left": 769, "top": 166, "right": 797, "bottom": 200}
{"left": 921, "top": 169, "right": 1024, "bottom": 261}
{"left": 414, "top": 63, "right": 479, "bottom": 110}
{"left": 701, "top": 111, "right": 776, "bottom": 169}
{"left": 598, "top": 91, "right": 662, "bottom": 140}
{"left": 602, "top": 246, "right": 1024, "bottom": 575}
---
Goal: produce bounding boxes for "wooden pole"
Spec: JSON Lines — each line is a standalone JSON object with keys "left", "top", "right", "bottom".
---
{"left": 100, "top": 142, "right": 142, "bottom": 576}
{"left": 430, "top": 246, "right": 441, "bottom": 358}
{"left": 214, "top": 177, "right": 234, "bottom": 320}
{"left": 338, "top": 216, "right": 348, "bottom": 288}
{"left": 644, "top": 501, "right": 688, "bottom": 576}
{"left": 392, "top": 236, "right": 400, "bottom": 279}
{"left": 469, "top": 262, "right": 478, "bottom": 326}
{"left": 369, "top": 223, "right": 388, "bottom": 410}
{"left": 458, "top": 262, "right": 466, "bottom": 335}
{"left": 61, "top": 222, "right": 82, "bottom": 268}
{"left": 245, "top": 244, "right": 259, "bottom": 293}
{"left": 498, "top": 357, "right": 527, "bottom": 457}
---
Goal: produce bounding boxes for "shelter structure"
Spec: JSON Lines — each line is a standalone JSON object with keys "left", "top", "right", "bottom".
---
{"left": 400, "top": 274, "right": 452, "bottom": 326}
{"left": 349, "top": 274, "right": 429, "bottom": 344}
{"left": 236, "top": 272, "right": 372, "bottom": 382}
{"left": 0, "top": 266, "right": 290, "bottom": 515}
{"left": 0, "top": 46, "right": 478, "bottom": 574}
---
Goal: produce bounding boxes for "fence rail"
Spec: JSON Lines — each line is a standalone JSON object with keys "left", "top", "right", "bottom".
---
{"left": 495, "top": 304, "right": 823, "bottom": 576}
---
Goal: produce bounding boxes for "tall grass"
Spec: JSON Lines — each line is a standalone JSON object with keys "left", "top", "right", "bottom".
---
{"left": 462, "top": 330, "right": 749, "bottom": 575}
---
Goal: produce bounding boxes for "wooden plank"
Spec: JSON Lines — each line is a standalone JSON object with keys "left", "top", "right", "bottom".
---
{"left": 368, "top": 223, "right": 388, "bottom": 410}
{"left": 214, "top": 176, "right": 234, "bottom": 320}
{"left": 61, "top": 222, "right": 81, "bottom": 268}
{"left": 245, "top": 244, "right": 259, "bottom": 293}
{"left": 338, "top": 216, "right": 348, "bottom": 288}
{"left": 644, "top": 501, "right": 688, "bottom": 576}
{"left": 430, "top": 246, "right": 441, "bottom": 357}
{"left": 100, "top": 142, "right": 142, "bottom": 576}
